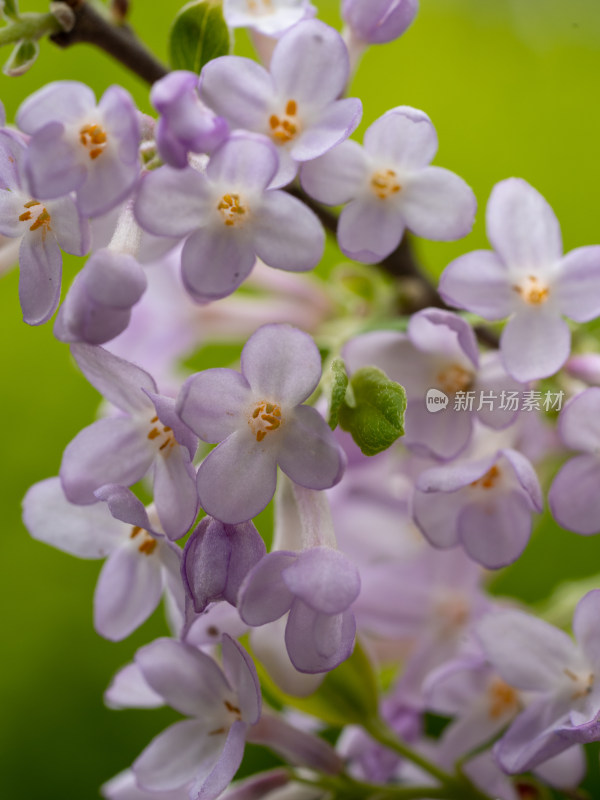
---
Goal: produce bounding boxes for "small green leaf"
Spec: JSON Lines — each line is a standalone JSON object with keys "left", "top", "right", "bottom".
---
{"left": 3, "top": 38, "right": 38, "bottom": 76}
{"left": 256, "top": 640, "right": 379, "bottom": 727}
{"left": 169, "top": 0, "right": 230, "bottom": 73}
{"left": 2, "top": 0, "right": 20, "bottom": 21}
{"left": 327, "top": 358, "right": 349, "bottom": 430}
{"left": 338, "top": 366, "right": 406, "bottom": 456}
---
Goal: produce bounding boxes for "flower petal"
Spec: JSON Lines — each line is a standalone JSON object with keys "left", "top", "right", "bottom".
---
{"left": 135, "top": 638, "right": 231, "bottom": 717}
{"left": 135, "top": 166, "right": 212, "bottom": 238}
{"left": 134, "top": 719, "right": 226, "bottom": 792}
{"left": 439, "top": 250, "right": 513, "bottom": 320}
{"left": 300, "top": 139, "right": 368, "bottom": 205}
{"left": 182, "top": 517, "right": 231, "bottom": 613}
{"left": 177, "top": 368, "right": 251, "bottom": 444}
{"left": 181, "top": 226, "right": 257, "bottom": 302}
{"left": 282, "top": 547, "right": 360, "bottom": 614}
{"left": 458, "top": 490, "right": 534, "bottom": 569}
{"left": 196, "top": 430, "right": 278, "bottom": 524}
{"left": 238, "top": 551, "right": 297, "bottom": 626}
{"left": 94, "top": 543, "right": 163, "bottom": 640}
{"left": 549, "top": 454, "right": 600, "bottom": 535}
{"left": 337, "top": 196, "right": 403, "bottom": 263}
{"left": 23, "top": 476, "right": 123, "bottom": 558}
{"left": 486, "top": 178, "right": 563, "bottom": 271}
{"left": 500, "top": 309, "right": 570, "bottom": 382}
{"left": 285, "top": 602, "right": 356, "bottom": 673}
{"left": 60, "top": 417, "right": 155, "bottom": 505}
{"left": 277, "top": 406, "right": 345, "bottom": 490}
{"left": 206, "top": 132, "right": 278, "bottom": 192}
{"left": 200, "top": 56, "right": 273, "bottom": 130}
{"left": 189, "top": 720, "right": 247, "bottom": 800}
{"left": 152, "top": 445, "right": 198, "bottom": 540}
{"left": 104, "top": 662, "right": 165, "bottom": 710}
{"left": 558, "top": 388, "right": 600, "bottom": 453}
{"left": 252, "top": 191, "right": 324, "bottom": 272}
{"left": 270, "top": 20, "right": 349, "bottom": 108}
{"left": 290, "top": 97, "right": 362, "bottom": 162}
{"left": 222, "top": 635, "right": 261, "bottom": 724}
{"left": 363, "top": 107, "right": 437, "bottom": 169}
{"left": 70, "top": 343, "right": 157, "bottom": 414}
{"left": 573, "top": 590, "right": 600, "bottom": 670}
{"left": 555, "top": 246, "right": 600, "bottom": 322}
{"left": 17, "top": 80, "right": 96, "bottom": 131}
{"left": 18, "top": 230, "right": 62, "bottom": 325}
{"left": 400, "top": 166, "right": 476, "bottom": 241}
{"left": 241, "top": 323, "right": 322, "bottom": 406}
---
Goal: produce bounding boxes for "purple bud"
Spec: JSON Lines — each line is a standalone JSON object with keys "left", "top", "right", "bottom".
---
{"left": 342, "top": 0, "right": 419, "bottom": 45}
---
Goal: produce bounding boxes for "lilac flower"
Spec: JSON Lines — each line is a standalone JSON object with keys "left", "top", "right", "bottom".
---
{"left": 342, "top": 0, "right": 419, "bottom": 45}
{"left": 238, "top": 546, "right": 360, "bottom": 673}
{"left": 549, "top": 387, "right": 600, "bottom": 535}
{"left": 102, "top": 770, "right": 190, "bottom": 800}
{"left": 0, "top": 130, "right": 89, "bottom": 324}
{"left": 59, "top": 343, "right": 198, "bottom": 540}
{"left": 132, "top": 636, "right": 261, "bottom": 799}
{"left": 151, "top": 71, "right": 229, "bottom": 169}
{"left": 54, "top": 248, "right": 147, "bottom": 344}
{"left": 135, "top": 133, "right": 324, "bottom": 302}
{"left": 199, "top": 20, "right": 362, "bottom": 186}
{"left": 177, "top": 324, "right": 345, "bottom": 524}
{"left": 440, "top": 178, "right": 600, "bottom": 381}
{"left": 344, "top": 308, "right": 522, "bottom": 461}
{"left": 477, "top": 590, "right": 600, "bottom": 773}
{"left": 17, "top": 80, "right": 140, "bottom": 217}
{"left": 22, "top": 478, "right": 183, "bottom": 641}
{"left": 224, "top": 0, "right": 315, "bottom": 36}
{"left": 182, "top": 516, "right": 266, "bottom": 613}
{"left": 413, "top": 440, "right": 543, "bottom": 569}
{"left": 301, "top": 107, "right": 476, "bottom": 263}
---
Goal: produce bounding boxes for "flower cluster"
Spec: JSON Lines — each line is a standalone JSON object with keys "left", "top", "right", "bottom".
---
{"left": 8, "top": 1, "right": 600, "bottom": 799}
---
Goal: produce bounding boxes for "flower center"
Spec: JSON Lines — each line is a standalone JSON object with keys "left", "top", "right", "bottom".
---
{"left": 470, "top": 465, "right": 501, "bottom": 490}
{"left": 487, "top": 676, "right": 519, "bottom": 719}
{"left": 434, "top": 591, "right": 470, "bottom": 633}
{"left": 370, "top": 168, "right": 401, "bottom": 200}
{"left": 564, "top": 667, "right": 595, "bottom": 700}
{"left": 79, "top": 122, "right": 108, "bottom": 160}
{"left": 246, "top": 0, "right": 274, "bottom": 14}
{"left": 217, "top": 193, "right": 247, "bottom": 226}
{"left": 147, "top": 415, "right": 176, "bottom": 454}
{"left": 436, "top": 363, "right": 473, "bottom": 394}
{"left": 19, "top": 200, "right": 51, "bottom": 236}
{"left": 130, "top": 525, "right": 157, "bottom": 555}
{"left": 512, "top": 274, "right": 550, "bottom": 305}
{"left": 249, "top": 401, "right": 282, "bottom": 442}
{"left": 269, "top": 99, "right": 300, "bottom": 145}
{"left": 208, "top": 699, "right": 242, "bottom": 736}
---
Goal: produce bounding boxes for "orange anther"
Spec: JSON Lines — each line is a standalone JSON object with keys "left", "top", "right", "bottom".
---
{"left": 148, "top": 428, "right": 160, "bottom": 440}
{"left": 286, "top": 99, "right": 297, "bottom": 116}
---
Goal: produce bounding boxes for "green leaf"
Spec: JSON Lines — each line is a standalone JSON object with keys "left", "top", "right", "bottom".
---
{"left": 169, "top": 0, "right": 230, "bottom": 73}
{"left": 327, "top": 358, "right": 349, "bottom": 430}
{"left": 255, "top": 640, "right": 379, "bottom": 727}
{"left": 338, "top": 366, "right": 406, "bottom": 456}
{"left": 2, "top": 0, "right": 20, "bottom": 21}
{"left": 3, "top": 38, "right": 38, "bottom": 76}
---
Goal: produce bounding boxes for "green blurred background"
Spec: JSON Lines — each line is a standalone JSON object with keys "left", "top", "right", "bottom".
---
{"left": 3, "top": 0, "right": 600, "bottom": 796}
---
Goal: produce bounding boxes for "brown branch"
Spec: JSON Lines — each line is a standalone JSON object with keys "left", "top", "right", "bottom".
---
{"left": 50, "top": 0, "right": 168, "bottom": 85}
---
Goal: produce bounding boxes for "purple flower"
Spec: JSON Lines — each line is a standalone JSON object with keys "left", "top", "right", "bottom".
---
{"left": 22, "top": 478, "right": 184, "bottom": 641}
{"left": 102, "top": 770, "right": 190, "bottom": 800}
{"left": 182, "top": 516, "right": 266, "bottom": 613}
{"left": 549, "top": 387, "right": 600, "bottom": 535}
{"left": 177, "top": 324, "right": 345, "bottom": 524}
{"left": 344, "top": 308, "right": 522, "bottom": 461}
{"left": 477, "top": 591, "right": 600, "bottom": 773}
{"left": 238, "top": 546, "right": 360, "bottom": 673}
{"left": 132, "top": 636, "right": 260, "bottom": 799}
{"left": 301, "top": 107, "right": 476, "bottom": 263}
{"left": 0, "top": 130, "right": 90, "bottom": 324}
{"left": 17, "top": 80, "right": 140, "bottom": 217}
{"left": 342, "top": 0, "right": 419, "bottom": 45}
{"left": 224, "top": 0, "right": 315, "bottom": 35}
{"left": 151, "top": 71, "right": 229, "bottom": 169}
{"left": 413, "top": 442, "right": 543, "bottom": 569}
{"left": 59, "top": 343, "right": 198, "bottom": 540}
{"left": 440, "top": 178, "right": 600, "bottom": 381}
{"left": 135, "top": 133, "right": 324, "bottom": 302}
{"left": 199, "top": 20, "right": 362, "bottom": 186}
{"left": 54, "top": 248, "right": 147, "bottom": 345}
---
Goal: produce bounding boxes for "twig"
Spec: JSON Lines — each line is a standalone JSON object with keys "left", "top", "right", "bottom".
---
{"left": 50, "top": 0, "right": 168, "bottom": 84}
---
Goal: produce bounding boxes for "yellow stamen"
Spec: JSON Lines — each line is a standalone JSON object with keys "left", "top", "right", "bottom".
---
{"left": 370, "top": 168, "right": 402, "bottom": 200}
{"left": 512, "top": 275, "right": 550, "bottom": 305}
{"left": 79, "top": 122, "right": 108, "bottom": 160}
{"left": 268, "top": 99, "right": 300, "bottom": 145}
{"left": 217, "top": 193, "right": 247, "bottom": 227}
{"left": 250, "top": 401, "right": 283, "bottom": 441}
